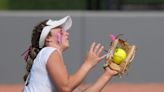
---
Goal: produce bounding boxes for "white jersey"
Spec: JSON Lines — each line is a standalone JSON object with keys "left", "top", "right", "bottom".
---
{"left": 23, "top": 47, "right": 57, "bottom": 92}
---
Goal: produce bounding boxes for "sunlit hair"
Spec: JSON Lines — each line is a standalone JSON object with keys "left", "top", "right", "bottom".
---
{"left": 23, "top": 19, "right": 49, "bottom": 82}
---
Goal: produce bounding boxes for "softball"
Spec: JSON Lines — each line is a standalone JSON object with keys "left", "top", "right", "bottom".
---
{"left": 113, "top": 48, "right": 127, "bottom": 65}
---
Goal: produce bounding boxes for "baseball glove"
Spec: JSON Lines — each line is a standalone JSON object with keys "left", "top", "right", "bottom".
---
{"left": 103, "top": 34, "right": 136, "bottom": 77}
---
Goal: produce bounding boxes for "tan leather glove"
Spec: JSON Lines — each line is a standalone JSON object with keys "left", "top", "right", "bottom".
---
{"left": 104, "top": 37, "right": 136, "bottom": 77}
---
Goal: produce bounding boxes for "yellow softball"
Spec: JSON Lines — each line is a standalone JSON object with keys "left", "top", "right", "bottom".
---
{"left": 113, "top": 48, "right": 127, "bottom": 65}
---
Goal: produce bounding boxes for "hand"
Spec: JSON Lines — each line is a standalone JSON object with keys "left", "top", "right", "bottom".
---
{"left": 104, "top": 67, "right": 118, "bottom": 77}
{"left": 84, "top": 42, "right": 107, "bottom": 68}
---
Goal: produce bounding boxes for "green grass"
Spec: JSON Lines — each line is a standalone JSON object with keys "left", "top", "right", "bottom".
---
{"left": 1, "top": 0, "right": 164, "bottom": 10}
{"left": 0, "top": 0, "right": 9, "bottom": 9}
{"left": 8, "top": 0, "right": 87, "bottom": 10}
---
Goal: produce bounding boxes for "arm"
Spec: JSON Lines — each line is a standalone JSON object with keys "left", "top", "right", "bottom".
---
{"left": 47, "top": 42, "right": 106, "bottom": 92}
{"left": 83, "top": 67, "right": 118, "bottom": 92}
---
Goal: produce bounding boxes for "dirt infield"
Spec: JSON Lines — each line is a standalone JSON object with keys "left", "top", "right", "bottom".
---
{"left": 0, "top": 83, "right": 164, "bottom": 92}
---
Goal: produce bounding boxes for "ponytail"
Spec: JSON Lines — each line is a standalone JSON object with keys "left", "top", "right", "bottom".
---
{"left": 23, "top": 47, "right": 41, "bottom": 82}
{"left": 23, "top": 20, "right": 48, "bottom": 82}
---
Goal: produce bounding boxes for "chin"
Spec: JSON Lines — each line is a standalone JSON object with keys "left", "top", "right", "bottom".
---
{"left": 63, "top": 46, "right": 69, "bottom": 51}
{"left": 65, "top": 44, "right": 70, "bottom": 49}
{"left": 63, "top": 44, "right": 69, "bottom": 50}
{"left": 65, "top": 42, "right": 70, "bottom": 48}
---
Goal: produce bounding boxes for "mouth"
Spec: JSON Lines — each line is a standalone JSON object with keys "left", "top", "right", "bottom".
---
{"left": 65, "top": 38, "right": 69, "bottom": 41}
{"left": 66, "top": 37, "right": 69, "bottom": 40}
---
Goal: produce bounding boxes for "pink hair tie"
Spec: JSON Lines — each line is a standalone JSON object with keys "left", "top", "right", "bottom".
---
{"left": 21, "top": 45, "right": 32, "bottom": 61}
{"left": 109, "top": 34, "right": 116, "bottom": 41}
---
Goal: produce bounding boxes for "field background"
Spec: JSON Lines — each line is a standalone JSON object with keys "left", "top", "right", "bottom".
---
{"left": 0, "top": 11, "right": 164, "bottom": 92}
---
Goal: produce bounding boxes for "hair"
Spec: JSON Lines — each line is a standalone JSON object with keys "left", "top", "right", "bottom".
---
{"left": 23, "top": 19, "right": 49, "bottom": 82}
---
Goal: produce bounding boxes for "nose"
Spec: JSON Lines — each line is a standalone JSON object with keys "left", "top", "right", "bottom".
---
{"left": 64, "top": 31, "right": 69, "bottom": 36}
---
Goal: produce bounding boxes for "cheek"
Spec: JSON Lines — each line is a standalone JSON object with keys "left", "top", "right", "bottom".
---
{"left": 54, "top": 33, "right": 62, "bottom": 43}
{"left": 52, "top": 35, "right": 57, "bottom": 42}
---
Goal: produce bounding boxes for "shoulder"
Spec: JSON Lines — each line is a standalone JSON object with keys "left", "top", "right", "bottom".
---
{"left": 38, "top": 47, "right": 59, "bottom": 64}
{"left": 47, "top": 48, "right": 62, "bottom": 63}
{"left": 46, "top": 47, "right": 64, "bottom": 70}
{"left": 42, "top": 47, "right": 63, "bottom": 63}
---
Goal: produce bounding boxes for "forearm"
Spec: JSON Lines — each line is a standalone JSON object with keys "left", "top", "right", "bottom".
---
{"left": 68, "top": 62, "right": 92, "bottom": 90}
{"left": 84, "top": 71, "right": 113, "bottom": 92}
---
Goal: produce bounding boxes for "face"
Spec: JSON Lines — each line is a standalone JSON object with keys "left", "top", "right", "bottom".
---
{"left": 46, "top": 27, "right": 70, "bottom": 50}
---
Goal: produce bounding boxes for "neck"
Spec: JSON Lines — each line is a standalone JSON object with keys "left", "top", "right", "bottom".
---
{"left": 46, "top": 43, "right": 64, "bottom": 53}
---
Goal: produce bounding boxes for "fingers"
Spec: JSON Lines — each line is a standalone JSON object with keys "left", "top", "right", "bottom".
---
{"left": 89, "top": 42, "right": 106, "bottom": 60}
{"left": 99, "top": 53, "right": 108, "bottom": 61}
{"left": 93, "top": 43, "right": 101, "bottom": 53}
{"left": 97, "top": 46, "right": 104, "bottom": 55}
{"left": 89, "top": 42, "right": 96, "bottom": 52}
{"left": 89, "top": 42, "right": 104, "bottom": 53}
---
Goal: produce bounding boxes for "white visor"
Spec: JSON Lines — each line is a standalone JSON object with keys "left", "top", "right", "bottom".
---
{"left": 39, "top": 16, "right": 72, "bottom": 48}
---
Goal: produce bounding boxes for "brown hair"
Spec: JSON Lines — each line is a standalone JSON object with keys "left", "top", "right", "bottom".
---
{"left": 23, "top": 19, "right": 49, "bottom": 82}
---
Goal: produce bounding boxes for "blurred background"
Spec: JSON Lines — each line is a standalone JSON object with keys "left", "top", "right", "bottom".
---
{"left": 1, "top": 0, "right": 164, "bottom": 10}
{"left": 0, "top": 0, "right": 164, "bottom": 92}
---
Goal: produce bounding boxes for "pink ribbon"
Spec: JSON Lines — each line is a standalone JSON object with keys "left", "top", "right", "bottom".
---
{"left": 21, "top": 45, "right": 32, "bottom": 61}
{"left": 109, "top": 34, "right": 116, "bottom": 41}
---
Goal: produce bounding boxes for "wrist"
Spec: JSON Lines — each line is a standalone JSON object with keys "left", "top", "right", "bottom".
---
{"left": 104, "top": 71, "right": 113, "bottom": 77}
{"left": 82, "top": 62, "right": 92, "bottom": 72}
{"left": 99, "top": 71, "right": 112, "bottom": 81}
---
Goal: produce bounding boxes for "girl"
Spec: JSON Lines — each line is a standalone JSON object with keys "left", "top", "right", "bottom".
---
{"left": 22, "top": 16, "right": 117, "bottom": 92}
